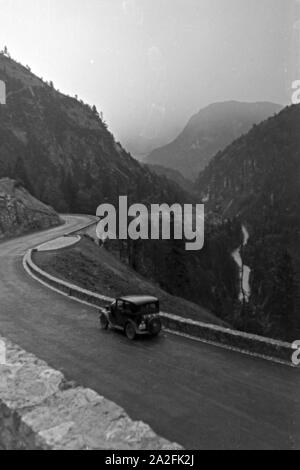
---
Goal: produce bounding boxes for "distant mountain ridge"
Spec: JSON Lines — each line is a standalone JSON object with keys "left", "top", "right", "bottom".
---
{"left": 147, "top": 101, "right": 283, "bottom": 180}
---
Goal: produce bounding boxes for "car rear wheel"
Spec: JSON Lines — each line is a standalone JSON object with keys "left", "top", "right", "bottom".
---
{"left": 100, "top": 313, "right": 109, "bottom": 330}
{"left": 149, "top": 317, "right": 162, "bottom": 337}
{"left": 125, "top": 322, "right": 136, "bottom": 341}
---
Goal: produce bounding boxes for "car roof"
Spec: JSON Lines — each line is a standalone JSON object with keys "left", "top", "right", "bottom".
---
{"left": 118, "top": 295, "right": 159, "bottom": 306}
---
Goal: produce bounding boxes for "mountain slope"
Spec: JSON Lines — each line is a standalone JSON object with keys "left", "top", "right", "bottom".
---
{"left": 145, "top": 164, "right": 193, "bottom": 193}
{"left": 0, "top": 177, "right": 61, "bottom": 239}
{"left": 0, "top": 54, "right": 224, "bottom": 324}
{"left": 147, "top": 101, "right": 282, "bottom": 180}
{"left": 196, "top": 104, "right": 300, "bottom": 222}
{"left": 196, "top": 104, "right": 300, "bottom": 340}
{"left": 0, "top": 53, "right": 189, "bottom": 214}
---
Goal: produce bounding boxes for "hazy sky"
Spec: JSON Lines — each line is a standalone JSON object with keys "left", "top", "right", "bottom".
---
{"left": 0, "top": 0, "right": 298, "bottom": 154}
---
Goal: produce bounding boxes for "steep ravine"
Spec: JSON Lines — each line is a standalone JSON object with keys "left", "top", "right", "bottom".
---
{"left": 232, "top": 225, "right": 251, "bottom": 303}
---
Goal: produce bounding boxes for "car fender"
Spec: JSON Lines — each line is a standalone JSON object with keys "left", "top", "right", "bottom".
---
{"left": 124, "top": 318, "right": 138, "bottom": 333}
{"left": 99, "top": 309, "right": 109, "bottom": 319}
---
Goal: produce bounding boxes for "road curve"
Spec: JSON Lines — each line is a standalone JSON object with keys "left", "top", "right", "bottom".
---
{"left": 0, "top": 215, "right": 299, "bottom": 450}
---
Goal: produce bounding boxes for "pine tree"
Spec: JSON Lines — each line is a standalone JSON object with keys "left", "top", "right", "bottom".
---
{"left": 92, "top": 105, "right": 99, "bottom": 117}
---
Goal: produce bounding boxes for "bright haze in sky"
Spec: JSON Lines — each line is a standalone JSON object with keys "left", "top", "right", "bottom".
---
{"left": 0, "top": 0, "right": 297, "bottom": 156}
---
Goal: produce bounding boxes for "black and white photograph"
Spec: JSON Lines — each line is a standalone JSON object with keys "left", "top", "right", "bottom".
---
{"left": 0, "top": 0, "right": 299, "bottom": 454}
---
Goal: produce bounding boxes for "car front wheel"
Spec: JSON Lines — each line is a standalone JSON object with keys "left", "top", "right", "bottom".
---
{"left": 125, "top": 322, "right": 136, "bottom": 341}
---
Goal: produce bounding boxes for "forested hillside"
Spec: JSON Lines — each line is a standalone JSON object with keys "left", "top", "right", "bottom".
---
{"left": 196, "top": 105, "right": 300, "bottom": 340}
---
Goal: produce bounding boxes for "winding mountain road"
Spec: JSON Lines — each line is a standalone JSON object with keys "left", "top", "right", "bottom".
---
{"left": 0, "top": 215, "right": 299, "bottom": 449}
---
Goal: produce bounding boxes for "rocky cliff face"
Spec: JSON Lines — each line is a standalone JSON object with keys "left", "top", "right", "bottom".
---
{"left": 147, "top": 101, "right": 282, "bottom": 181}
{"left": 0, "top": 178, "right": 61, "bottom": 239}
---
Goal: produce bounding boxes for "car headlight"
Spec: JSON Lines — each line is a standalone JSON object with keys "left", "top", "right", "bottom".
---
{"left": 139, "top": 321, "right": 147, "bottom": 330}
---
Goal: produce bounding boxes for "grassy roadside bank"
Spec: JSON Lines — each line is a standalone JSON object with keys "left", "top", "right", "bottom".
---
{"left": 33, "top": 236, "right": 227, "bottom": 326}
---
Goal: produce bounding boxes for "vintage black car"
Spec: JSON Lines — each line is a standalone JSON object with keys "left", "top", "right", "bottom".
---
{"left": 99, "top": 296, "right": 162, "bottom": 340}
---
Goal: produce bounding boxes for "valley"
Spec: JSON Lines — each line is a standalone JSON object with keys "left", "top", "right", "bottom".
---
{"left": 0, "top": 51, "right": 299, "bottom": 343}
